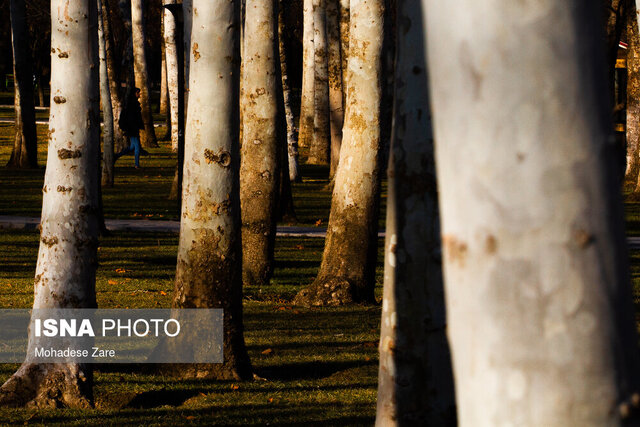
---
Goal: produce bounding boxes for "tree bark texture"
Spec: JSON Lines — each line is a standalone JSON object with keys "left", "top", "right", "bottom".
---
{"left": 0, "top": 0, "right": 100, "bottom": 408}
{"left": 240, "top": 0, "right": 281, "bottom": 288}
{"left": 294, "top": 0, "right": 384, "bottom": 306}
{"left": 7, "top": 0, "right": 38, "bottom": 169}
{"left": 375, "top": 0, "right": 455, "bottom": 424}
{"left": 164, "top": 0, "right": 180, "bottom": 152}
{"left": 339, "top": 0, "right": 349, "bottom": 109}
{"left": 170, "top": 0, "right": 251, "bottom": 380}
{"left": 298, "top": 0, "right": 315, "bottom": 148}
{"left": 327, "top": 0, "right": 344, "bottom": 177}
{"left": 278, "top": 0, "right": 301, "bottom": 183}
{"left": 98, "top": 0, "right": 115, "bottom": 187}
{"left": 308, "top": 0, "right": 331, "bottom": 165}
{"left": 426, "top": 0, "right": 640, "bottom": 424}
{"left": 183, "top": 0, "right": 192, "bottom": 108}
{"left": 159, "top": 16, "right": 168, "bottom": 118}
{"left": 131, "top": 0, "right": 158, "bottom": 148}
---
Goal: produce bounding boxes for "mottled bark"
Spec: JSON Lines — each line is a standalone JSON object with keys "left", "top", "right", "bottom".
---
{"left": 0, "top": 0, "right": 100, "bottom": 407}
{"left": 168, "top": 0, "right": 251, "bottom": 380}
{"left": 294, "top": 0, "right": 383, "bottom": 306}
{"left": 327, "top": 0, "right": 343, "bottom": 177}
{"left": 375, "top": 0, "right": 455, "bottom": 424}
{"left": 131, "top": 0, "right": 158, "bottom": 148}
{"left": 427, "top": 0, "right": 640, "bottom": 424}
{"left": 339, "top": 0, "right": 349, "bottom": 109}
{"left": 278, "top": 0, "right": 301, "bottom": 183}
{"left": 240, "top": 0, "right": 281, "bottom": 288}
{"left": 159, "top": 17, "right": 171, "bottom": 142}
{"left": 99, "top": 0, "right": 115, "bottom": 187}
{"left": 630, "top": 1, "right": 640, "bottom": 189}
{"left": 298, "top": 0, "right": 315, "bottom": 148}
{"left": 308, "top": 0, "right": 331, "bottom": 165}
{"left": 164, "top": 0, "right": 180, "bottom": 152}
{"left": 7, "top": 0, "right": 38, "bottom": 169}
{"left": 183, "top": 0, "right": 192, "bottom": 108}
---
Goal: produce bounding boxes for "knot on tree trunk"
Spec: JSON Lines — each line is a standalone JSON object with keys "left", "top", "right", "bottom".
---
{"left": 293, "top": 278, "right": 356, "bottom": 307}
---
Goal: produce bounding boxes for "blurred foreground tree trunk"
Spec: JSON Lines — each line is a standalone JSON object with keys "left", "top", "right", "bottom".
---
{"left": 294, "top": 0, "right": 384, "bottom": 306}
{"left": 427, "top": 0, "right": 640, "bottom": 424}
{"left": 166, "top": 0, "right": 252, "bottom": 380}
{"left": 7, "top": 0, "right": 38, "bottom": 169}
{"left": 131, "top": 0, "right": 158, "bottom": 148}
{"left": 0, "top": 0, "right": 100, "bottom": 407}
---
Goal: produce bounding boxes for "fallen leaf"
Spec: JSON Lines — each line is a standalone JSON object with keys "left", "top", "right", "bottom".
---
{"left": 295, "top": 244, "right": 304, "bottom": 250}
{"left": 184, "top": 415, "right": 195, "bottom": 420}
{"left": 231, "top": 384, "right": 239, "bottom": 390}
{"left": 364, "top": 356, "right": 371, "bottom": 362}
{"left": 200, "top": 392, "right": 207, "bottom": 397}
{"left": 261, "top": 348, "right": 273, "bottom": 355}
{"left": 315, "top": 219, "right": 323, "bottom": 227}
{"left": 108, "top": 280, "right": 117, "bottom": 285}
{"left": 268, "top": 397, "right": 274, "bottom": 403}
{"left": 160, "top": 291, "right": 167, "bottom": 296}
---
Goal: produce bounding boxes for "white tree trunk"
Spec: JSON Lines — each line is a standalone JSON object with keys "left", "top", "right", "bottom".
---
{"left": 169, "top": 0, "right": 251, "bottom": 380}
{"left": 294, "top": 0, "right": 384, "bottom": 306}
{"left": 278, "top": 0, "right": 300, "bottom": 183}
{"left": 164, "top": 0, "right": 180, "bottom": 152}
{"left": 298, "top": 0, "right": 315, "bottom": 148}
{"left": 308, "top": 0, "right": 331, "bottom": 165}
{"left": 327, "top": 0, "right": 343, "bottom": 177}
{"left": 375, "top": 0, "right": 455, "bottom": 423}
{"left": 131, "top": 0, "right": 158, "bottom": 148}
{"left": 426, "top": 0, "right": 640, "bottom": 424}
{"left": 240, "top": 0, "right": 280, "bottom": 288}
{"left": 0, "top": 0, "right": 100, "bottom": 408}
{"left": 339, "top": 0, "right": 349, "bottom": 110}
{"left": 98, "top": 0, "right": 115, "bottom": 187}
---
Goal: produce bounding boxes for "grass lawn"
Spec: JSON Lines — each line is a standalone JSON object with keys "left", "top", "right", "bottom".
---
{"left": 0, "top": 115, "right": 386, "bottom": 424}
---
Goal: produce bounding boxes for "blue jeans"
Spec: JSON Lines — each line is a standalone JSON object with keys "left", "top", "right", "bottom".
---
{"left": 116, "top": 136, "right": 141, "bottom": 167}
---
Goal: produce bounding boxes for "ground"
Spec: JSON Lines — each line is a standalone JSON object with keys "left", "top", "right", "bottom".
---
{"left": 0, "top": 105, "right": 385, "bottom": 425}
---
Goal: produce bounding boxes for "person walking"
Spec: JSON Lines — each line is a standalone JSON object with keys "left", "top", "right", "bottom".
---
{"left": 115, "top": 87, "right": 146, "bottom": 168}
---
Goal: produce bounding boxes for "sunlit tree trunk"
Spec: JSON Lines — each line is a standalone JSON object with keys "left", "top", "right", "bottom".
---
{"left": 327, "top": 0, "right": 343, "bottom": 177}
{"left": 98, "top": 0, "right": 115, "bottom": 187}
{"left": 164, "top": 0, "right": 180, "bottom": 152}
{"left": 630, "top": 2, "right": 640, "bottom": 193}
{"left": 294, "top": 0, "right": 383, "bottom": 306}
{"left": 278, "top": 0, "right": 300, "bottom": 182}
{"left": 7, "top": 0, "right": 38, "bottom": 169}
{"left": 298, "top": 0, "right": 315, "bottom": 149}
{"left": 375, "top": 0, "right": 455, "bottom": 424}
{"left": 339, "top": 0, "right": 349, "bottom": 109}
{"left": 0, "top": 0, "right": 100, "bottom": 408}
{"left": 308, "top": 0, "right": 330, "bottom": 165}
{"left": 183, "top": 0, "right": 192, "bottom": 108}
{"left": 131, "top": 0, "right": 158, "bottom": 148}
{"left": 169, "top": 0, "right": 251, "bottom": 380}
{"left": 104, "top": 0, "right": 128, "bottom": 153}
{"left": 240, "top": 0, "right": 281, "bottom": 288}
{"left": 159, "top": 17, "right": 171, "bottom": 142}
{"left": 426, "top": 0, "right": 640, "bottom": 424}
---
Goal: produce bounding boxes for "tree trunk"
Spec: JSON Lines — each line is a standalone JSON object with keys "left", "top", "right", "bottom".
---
{"left": 103, "top": 0, "right": 128, "bottom": 153}
{"left": 298, "top": 0, "right": 315, "bottom": 149}
{"left": 159, "top": 15, "right": 171, "bottom": 142}
{"left": 339, "top": 0, "right": 349, "bottom": 109}
{"left": 131, "top": 0, "right": 158, "bottom": 148}
{"left": 99, "top": 0, "right": 115, "bottom": 187}
{"left": 294, "top": 0, "right": 384, "bottom": 307}
{"left": 426, "top": 0, "right": 640, "bottom": 424}
{"left": 165, "top": 0, "right": 180, "bottom": 152}
{"left": 278, "top": 0, "right": 301, "bottom": 183}
{"left": 183, "top": 0, "right": 192, "bottom": 109}
{"left": 7, "top": 0, "right": 38, "bottom": 169}
{"left": 0, "top": 0, "right": 100, "bottom": 408}
{"left": 240, "top": 0, "right": 281, "bottom": 288}
{"left": 308, "top": 0, "right": 331, "bottom": 165}
{"left": 628, "top": 4, "right": 640, "bottom": 186}
{"left": 375, "top": 0, "right": 455, "bottom": 423}
{"left": 37, "top": 74, "right": 45, "bottom": 108}
{"left": 168, "top": 0, "right": 251, "bottom": 380}
{"left": 327, "top": 0, "right": 343, "bottom": 177}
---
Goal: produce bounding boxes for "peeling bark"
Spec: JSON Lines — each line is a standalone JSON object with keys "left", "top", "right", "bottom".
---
{"left": 426, "top": 0, "right": 640, "bottom": 424}
{"left": 98, "top": 0, "right": 115, "bottom": 187}
{"left": 327, "top": 0, "right": 343, "bottom": 177}
{"left": 131, "top": 0, "right": 158, "bottom": 148}
{"left": 240, "top": 0, "right": 281, "bottom": 289}
{"left": 298, "top": 0, "right": 315, "bottom": 148}
{"left": 308, "top": 0, "right": 331, "bottom": 165}
{"left": 294, "top": 0, "right": 384, "bottom": 306}
{"left": 0, "top": 0, "right": 100, "bottom": 408}
{"left": 375, "top": 0, "right": 455, "bottom": 423}
{"left": 7, "top": 0, "right": 38, "bottom": 169}
{"left": 166, "top": 0, "right": 251, "bottom": 380}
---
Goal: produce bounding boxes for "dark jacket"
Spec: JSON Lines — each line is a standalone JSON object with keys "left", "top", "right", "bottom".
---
{"left": 119, "top": 94, "right": 145, "bottom": 138}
